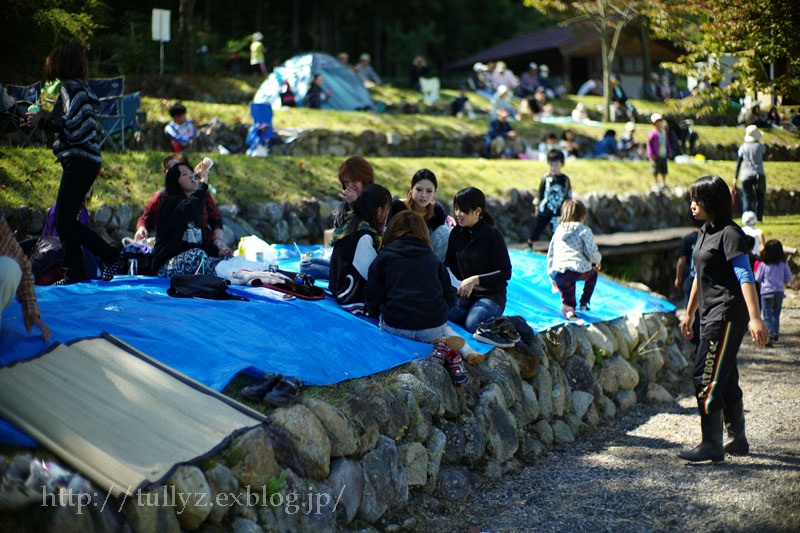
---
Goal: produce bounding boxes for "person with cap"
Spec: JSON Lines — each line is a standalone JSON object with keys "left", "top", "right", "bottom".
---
{"left": 643, "top": 72, "right": 663, "bottom": 101}
{"left": 250, "top": 32, "right": 266, "bottom": 77}
{"left": 733, "top": 125, "right": 767, "bottom": 221}
{"left": 647, "top": 113, "right": 672, "bottom": 188}
{"left": 355, "top": 53, "right": 381, "bottom": 87}
{"left": 469, "top": 62, "right": 490, "bottom": 94}
{"left": 491, "top": 85, "right": 516, "bottom": 120}
{"left": 618, "top": 121, "right": 639, "bottom": 159}
{"left": 337, "top": 52, "right": 353, "bottom": 70}
{"left": 536, "top": 64, "right": 556, "bottom": 98}
{"left": 516, "top": 62, "right": 540, "bottom": 97}
{"left": 490, "top": 61, "right": 517, "bottom": 92}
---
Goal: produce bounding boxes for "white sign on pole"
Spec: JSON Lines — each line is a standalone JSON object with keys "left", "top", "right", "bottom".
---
{"left": 151, "top": 9, "right": 171, "bottom": 42}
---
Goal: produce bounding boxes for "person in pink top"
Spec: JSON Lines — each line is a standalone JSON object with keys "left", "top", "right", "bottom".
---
{"left": 754, "top": 239, "right": 793, "bottom": 346}
{"left": 647, "top": 113, "right": 672, "bottom": 188}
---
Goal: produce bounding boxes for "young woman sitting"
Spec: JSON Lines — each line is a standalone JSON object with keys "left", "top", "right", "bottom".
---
{"left": 387, "top": 169, "right": 451, "bottom": 260}
{"left": 151, "top": 161, "right": 227, "bottom": 277}
{"left": 329, "top": 184, "right": 392, "bottom": 315}
{"left": 445, "top": 187, "right": 513, "bottom": 345}
{"left": 365, "top": 210, "right": 483, "bottom": 366}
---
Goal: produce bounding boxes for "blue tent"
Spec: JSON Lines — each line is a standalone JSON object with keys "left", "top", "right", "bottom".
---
{"left": 254, "top": 52, "right": 373, "bottom": 111}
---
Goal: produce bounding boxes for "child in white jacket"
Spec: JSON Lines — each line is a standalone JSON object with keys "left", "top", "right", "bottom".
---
{"left": 547, "top": 199, "right": 602, "bottom": 323}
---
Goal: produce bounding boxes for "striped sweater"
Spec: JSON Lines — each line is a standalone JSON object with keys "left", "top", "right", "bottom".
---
{"left": 38, "top": 79, "right": 102, "bottom": 164}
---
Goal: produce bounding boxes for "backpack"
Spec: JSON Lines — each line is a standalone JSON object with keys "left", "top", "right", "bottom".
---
{"left": 167, "top": 275, "right": 248, "bottom": 301}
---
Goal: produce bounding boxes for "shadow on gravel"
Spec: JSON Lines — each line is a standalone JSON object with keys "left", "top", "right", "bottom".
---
{"left": 741, "top": 357, "right": 800, "bottom": 369}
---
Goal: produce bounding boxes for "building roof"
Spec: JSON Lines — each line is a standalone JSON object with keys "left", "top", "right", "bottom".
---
{"left": 449, "top": 25, "right": 592, "bottom": 70}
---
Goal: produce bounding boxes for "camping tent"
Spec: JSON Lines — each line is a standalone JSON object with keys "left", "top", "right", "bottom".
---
{"left": 254, "top": 52, "right": 373, "bottom": 111}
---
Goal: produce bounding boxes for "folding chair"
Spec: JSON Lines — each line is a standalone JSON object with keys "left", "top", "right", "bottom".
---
{"left": 247, "top": 102, "right": 295, "bottom": 155}
{"left": 0, "top": 82, "right": 42, "bottom": 147}
{"left": 419, "top": 77, "right": 441, "bottom": 104}
{"left": 88, "top": 77, "right": 127, "bottom": 152}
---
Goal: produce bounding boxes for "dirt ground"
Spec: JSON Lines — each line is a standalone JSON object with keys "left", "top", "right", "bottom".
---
{"left": 410, "top": 290, "right": 800, "bottom": 533}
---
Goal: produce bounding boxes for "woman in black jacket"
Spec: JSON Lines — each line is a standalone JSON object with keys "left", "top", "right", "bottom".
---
{"left": 365, "top": 211, "right": 483, "bottom": 365}
{"left": 445, "top": 187, "right": 512, "bottom": 335}
{"left": 28, "top": 43, "right": 120, "bottom": 284}
{"left": 152, "top": 161, "right": 227, "bottom": 277}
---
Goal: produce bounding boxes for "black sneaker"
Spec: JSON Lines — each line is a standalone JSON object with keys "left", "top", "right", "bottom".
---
{"left": 473, "top": 322, "right": 516, "bottom": 348}
{"left": 492, "top": 317, "right": 521, "bottom": 344}
{"left": 264, "top": 376, "right": 303, "bottom": 407}
{"left": 240, "top": 372, "right": 282, "bottom": 401}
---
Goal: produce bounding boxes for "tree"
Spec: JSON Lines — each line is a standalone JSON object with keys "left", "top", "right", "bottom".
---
{"left": 524, "top": 0, "right": 643, "bottom": 121}
{"left": 647, "top": 0, "right": 800, "bottom": 115}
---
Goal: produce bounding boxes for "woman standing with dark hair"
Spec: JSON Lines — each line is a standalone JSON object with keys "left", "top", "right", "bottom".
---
{"left": 678, "top": 175, "right": 769, "bottom": 463}
{"left": 387, "top": 169, "right": 451, "bottom": 260}
{"left": 329, "top": 184, "right": 392, "bottom": 315}
{"left": 445, "top": 187, "right": 514, "bottom": 346}
{"left": 27, "top": 43, "right": 120, "bottom": 284}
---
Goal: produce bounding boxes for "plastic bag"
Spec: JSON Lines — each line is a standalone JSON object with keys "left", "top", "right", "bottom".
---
{"left": 234, "top": 235, "right": 278, "bottom": 263}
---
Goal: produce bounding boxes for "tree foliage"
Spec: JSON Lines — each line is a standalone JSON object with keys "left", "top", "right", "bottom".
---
{"left": 647, "top": 0, "right": 800, "bottom": 111}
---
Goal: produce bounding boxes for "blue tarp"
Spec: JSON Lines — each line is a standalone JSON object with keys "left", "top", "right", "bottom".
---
{"left": 253, "top": 52, "right": 373, "bottom": 111}
{"left": 0, "top": 246, "right": 673, "bottom": 446}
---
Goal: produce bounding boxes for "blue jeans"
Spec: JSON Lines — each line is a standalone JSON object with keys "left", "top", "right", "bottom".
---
{"left": 741, "top": 175, "right": 766, "bottom": 221}
{"left": 761, "top": 292, "right": 784, "bottom": 339}
{"left": 379, "top": 318, "right": 461, "bottom": 343}
{"left": 447, "top": 297, "right": 504, "bottom": 333}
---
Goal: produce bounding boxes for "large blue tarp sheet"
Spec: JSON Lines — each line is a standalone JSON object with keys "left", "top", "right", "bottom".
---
{"left": 0, "top": 246, "right": 673, "bottom": 446}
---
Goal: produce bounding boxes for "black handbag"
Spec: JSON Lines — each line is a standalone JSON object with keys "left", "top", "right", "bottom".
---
{"left": 167, "top": 275, "right": 248, "bottom": 301}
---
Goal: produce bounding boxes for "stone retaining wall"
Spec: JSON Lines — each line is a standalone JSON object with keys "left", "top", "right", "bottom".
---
{"left": 2, "top": 311, "right": 696, "bottom": 532}
{"left": 126, "top": 121, "right": 800, "bottom": 161}
{"left": 3, "top": 188, "right": 798, "bottom": 250}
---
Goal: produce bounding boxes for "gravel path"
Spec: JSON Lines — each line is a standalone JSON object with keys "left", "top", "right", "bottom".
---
{"left": 411, "top": 291, "right": 800, "bottom": 533}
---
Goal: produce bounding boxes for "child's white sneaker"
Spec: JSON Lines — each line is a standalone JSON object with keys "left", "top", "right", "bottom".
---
{"left": 565, "top": 310, "right": 585, "bottom": 326}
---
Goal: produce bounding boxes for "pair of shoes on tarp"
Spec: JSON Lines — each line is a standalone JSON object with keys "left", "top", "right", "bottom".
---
{"left": 473, "top": 316, "right": 521, "bottom": 348}
{"left": 427, "top": 340, "right": 468, "bottom": 387}
{"left": 241, "top": 372, "right": 303, "bottom": 407}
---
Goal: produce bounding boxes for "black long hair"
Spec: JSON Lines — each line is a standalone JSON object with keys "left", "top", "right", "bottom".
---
{"left": 165, "top": 162, "right": 193, "bottom": 196}
{"left": 351, "top": 183, "right": 392, "bottom": 232}
{"left": 761, "top": 240, "right": 786, "bottom": 265}
{"left": 689, "top": 175, "right": 732, "bottom": 225}
{"left": 453, "top": 187, "right": 495, "bottom": 226}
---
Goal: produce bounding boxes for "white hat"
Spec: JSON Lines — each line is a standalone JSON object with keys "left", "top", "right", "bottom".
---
{"left": 742, "top": 211, "right": 757, "bottom": 227}
{"left": 529, "top": 62, "right": 538, "bottom": 70}
{"left": 473, "top": 62, "right": 486, "bottom": 72}
{"left": 253, "top": 32, "right": 263, "bottom": 41}
{"left": 744, "top": 124, "right": 762, "bottom": 142}
{"left": 625, "top": 121, "right": 636, "bottom": 132}
{"left": 360, "top": 53, "right": 371, "bottom": 61}
{"left": 539, "top": 64, "right": 549, "bottom": 73}
{"left": 495, "top": 85, "right": 509, "bottom": 97}
{"left": 650, "top": 113, "right": 663, "bottom": 124}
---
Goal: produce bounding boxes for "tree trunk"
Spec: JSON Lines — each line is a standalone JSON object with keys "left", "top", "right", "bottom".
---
{"left": 601, "top": 32, "right": 610, "bottom": 122}
{"left": 374, "top": 4, "right": 381, "bottom": 75}
{"left": 291, "top": 0, "right": 300, "bottom": 50}
{"left": 640, "top": 19, "right": 652, "bottom": 98}
{"left": 180, "top": 0, "right": 196, "bottom": 74}
{"left": 311, "top": 0, "right": 320, "bottom": 50}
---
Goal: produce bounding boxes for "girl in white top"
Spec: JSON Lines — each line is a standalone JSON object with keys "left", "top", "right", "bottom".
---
{"left": 740, "top": 211, "right": 765, "bottom": 255}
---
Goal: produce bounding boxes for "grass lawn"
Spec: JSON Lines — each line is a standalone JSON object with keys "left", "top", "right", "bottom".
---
{"left": 759, "top": 214, "right": 800, "bottom": 251}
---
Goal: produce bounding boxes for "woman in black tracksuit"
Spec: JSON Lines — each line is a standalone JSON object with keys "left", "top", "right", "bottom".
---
{"left": 445, "top": 187, "right": 512, "bottom": 333}
{"left": 678, "top": 175, "right": 769, "bottom": 463}
{"left": 28, "top": 43, "right": 119, "bottom": 283}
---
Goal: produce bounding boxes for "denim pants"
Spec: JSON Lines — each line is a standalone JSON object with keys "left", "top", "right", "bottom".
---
{"left": 447, "top": 296, "right": 504, "bottom": 333}
{"left": 761, "top": 292, "right": 784, "bottom": 339}
{"left": 741, "top": 175, "right": 766, "bottom": 221}
{"left": 379, "top": 317, "right": 459, "bottom": 344}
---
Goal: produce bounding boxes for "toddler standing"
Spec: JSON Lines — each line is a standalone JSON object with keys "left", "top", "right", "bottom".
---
{"left": 754, "top": 239, "right": 793, "bottom": 345}
{"left": 547, "top": 199, "right": 601, "bottom": 323}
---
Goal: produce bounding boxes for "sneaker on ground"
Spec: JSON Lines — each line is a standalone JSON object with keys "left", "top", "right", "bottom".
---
{"left": 579, "top": 304, "right": 590, "bottom": 311}
{"left": 492, "top": 316, "right": 521, "bottom": 343}
{"left": 565, "top": 311, "right": 585, "bottom": 326}
{"left": 473, "top": 323, "right": 516, "bottom": 348}
{"left": 428, "top": 341, "right": 449, "bottom": 365}
{"left": 445, "top": 349, "right": 468, "bottom": 387}
{"left": 263, "top": 376, "right": 303, "bottom": 407}
{"left": 240, "top": 372, "right": 282, "bottom": 401}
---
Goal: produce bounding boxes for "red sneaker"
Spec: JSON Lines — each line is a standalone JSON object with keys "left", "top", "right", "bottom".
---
{"left": 445, "top": 349, "right": 468, "bottom": 387}
{"left": 428, "top": 340, "right": 448, "bottom": 366}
